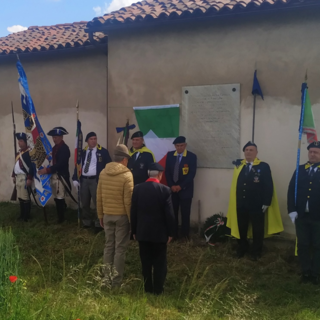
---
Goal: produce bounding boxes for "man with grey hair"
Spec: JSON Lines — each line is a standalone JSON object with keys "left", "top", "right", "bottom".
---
{"left": 97, "top": 144, "right": 134, "bottom": 288}
{"left": 131, "top": 162, "right": 175, "bottom": 295}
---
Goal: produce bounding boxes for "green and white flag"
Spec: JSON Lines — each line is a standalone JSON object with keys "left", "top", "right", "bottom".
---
{"left": 133, "top": 104, "right": 180, "bottom": 171}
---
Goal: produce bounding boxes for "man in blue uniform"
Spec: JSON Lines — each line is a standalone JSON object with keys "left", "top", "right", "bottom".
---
{"left": 165, "top": 136, "right": 197, "bottom": 240}
{"left": 72, "top": 132, "right": 112, "bottom": 232}
{"left": 12, "top": 132, "right": 34, "bottom": 221}
{"left": 288, "top": 141, "right": 320, "bottom": 284}
{"left": 38, "top": 127, "right": 71, "bottom": 223}
{"left": 128, "top": 131, "right": 155, "bottom": 185}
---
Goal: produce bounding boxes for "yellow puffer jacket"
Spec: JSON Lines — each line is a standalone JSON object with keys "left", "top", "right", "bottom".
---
{"left": 97, "top": 162, "right": 134, "bottom": 220}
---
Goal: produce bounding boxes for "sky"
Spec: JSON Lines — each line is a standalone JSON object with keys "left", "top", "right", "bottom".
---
{"left": 0, "top": 0, "right": 138, "bottom": 38}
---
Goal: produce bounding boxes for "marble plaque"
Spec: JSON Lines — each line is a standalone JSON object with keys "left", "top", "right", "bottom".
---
{"left": 180, "top": 84, "right": 240, "bottom": 168}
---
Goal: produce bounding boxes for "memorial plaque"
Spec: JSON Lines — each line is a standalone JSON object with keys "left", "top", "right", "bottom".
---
{"left": 180, "top": 84, "right": 240, "bottom": 168}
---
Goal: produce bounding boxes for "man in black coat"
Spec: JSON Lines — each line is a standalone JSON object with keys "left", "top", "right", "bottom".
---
{"left": 72, "top": 132, "right": 111, "bottom": 232}
{"left": 128, "top": 131, "right": 155, "bottom": 185}
{"left": 12, "top": 132, "right": 34, "bottom": 221}
{"left": 165, "top": 136, "right": 197, "bottom": 240}
{"left": 38, "top": 127, "right": 71, "bottom": 223}
{"left": 234, "top": 141, "right": 273, "bottom": 260}
{"left": 131, "top": 162, "right": 175, "bottom": 295}
{"left": 288, "top": 141, "right": 320, "bottom": 284}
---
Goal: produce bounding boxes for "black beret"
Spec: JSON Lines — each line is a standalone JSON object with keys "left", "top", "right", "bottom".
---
{"left": 243, "top": 141, "right": 257, "bottom": 152}
{"left": 307, "top": 141, "right": 320, "bottom": 150}
{"left": 47, "top": 127, "right": 68, "bottom": 136}
{"left": 149, "top": 162, "right": 164, "bottom": 172}
{"left": 131, "top": 131, "right": 144, "bottom": 139}
{"left": 16, "top": 132, "right": 27, "bottom": 143}
{"left": 173, "top": 136, "right": 186, "bottom": 144}
{"left": 85, "top": 132, "right": 97, "bottom": 142}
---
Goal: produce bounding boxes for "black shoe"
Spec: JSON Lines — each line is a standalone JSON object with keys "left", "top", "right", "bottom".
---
{"left": 94, "top": 226, "right": 104, "bottom": 234}
{"left": 54, "top": 199, "right": 66, "bottom": 224}
{"left": 251, "top": 253, "right": 261, "bottom": 261}
{"left": 300, "top": 274, "right": 310, "bottom": 284}
{"left": 311, "top": 276, "right": 319, "bottom": 285}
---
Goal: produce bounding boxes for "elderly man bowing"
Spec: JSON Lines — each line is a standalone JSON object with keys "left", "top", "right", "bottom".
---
{"left": 131, "top": 162, "right": 175, "bottom": 295}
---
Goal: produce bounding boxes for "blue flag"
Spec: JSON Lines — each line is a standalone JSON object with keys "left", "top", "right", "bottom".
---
{"left": 17, "top": 61, "right": 53, "bottom": 206}
{"left": 252, "top": 70, "right": 264, "bottom": 100}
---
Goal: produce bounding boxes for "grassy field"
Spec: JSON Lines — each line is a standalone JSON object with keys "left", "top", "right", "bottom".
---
{"left": 0, "top": 201, "right": 319, "bottom": 320}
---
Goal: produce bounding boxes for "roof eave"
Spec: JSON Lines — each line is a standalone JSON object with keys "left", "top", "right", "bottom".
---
{"left": 85, "top": 2, "right": 320, "bottom": 33}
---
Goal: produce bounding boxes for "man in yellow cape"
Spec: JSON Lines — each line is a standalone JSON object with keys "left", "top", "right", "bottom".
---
{"left": 226, "top": 141, "right": 283, "bottom": 260}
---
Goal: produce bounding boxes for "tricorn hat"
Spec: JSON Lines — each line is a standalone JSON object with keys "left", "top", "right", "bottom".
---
{"left": 47, "top": 127, "right": 68, "bottom": 136}
{"left": 15, "top": 132, "right": 27, "bottom": 143}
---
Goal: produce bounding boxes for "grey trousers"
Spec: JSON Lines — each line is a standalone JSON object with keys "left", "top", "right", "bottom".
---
{"left": 80, "top": 178, "right": 99, "bottom": 227}
{"left": 103, "top": 215, "right": 130, "bottom": 287}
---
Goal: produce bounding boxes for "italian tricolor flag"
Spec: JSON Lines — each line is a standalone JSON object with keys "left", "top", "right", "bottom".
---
{"left": 301, "top": 85, "right": 318, "bottom": 143}
{"left": 133, "top": 105, "right": 180, "bottom": 184}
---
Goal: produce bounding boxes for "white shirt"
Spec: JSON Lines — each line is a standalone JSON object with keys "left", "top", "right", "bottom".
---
{"left": 135, "top": 152, "right": 140, "bottom": 160}
{"left": 14, "top": 159, "right": 25, "bottom": 175}
{"left": 306, "top": 166, "right": 318, "bottom": 212}
{"left": 82, "top": 147, "right": 97, "bottom": 176}
{"left": 177, "top": 154, "right": 183, "bottom": 163}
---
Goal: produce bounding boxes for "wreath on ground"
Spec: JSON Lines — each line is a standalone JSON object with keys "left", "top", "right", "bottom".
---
{"left": 202, "top": 213, "right": 230, "bottom": 246}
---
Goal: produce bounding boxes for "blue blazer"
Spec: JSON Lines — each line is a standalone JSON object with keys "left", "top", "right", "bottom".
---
{"left": 165, "top": 149, "right": 197, "bottom": 199}
{"left": 72, "top": 145, "right": 111, "bottom": 182}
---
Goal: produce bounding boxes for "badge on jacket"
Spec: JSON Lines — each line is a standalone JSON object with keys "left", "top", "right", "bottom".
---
{"left": 253, "top": 176, "right": 260, "bottom": 183}
{"left": 183, "top": 164, "right": 189, "bottom": 175}
{"left": 140, "top": 163, "right": 144, "bottom": 169}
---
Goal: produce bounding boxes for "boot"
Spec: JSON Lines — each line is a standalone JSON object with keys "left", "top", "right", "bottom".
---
{"left": 54, "top": 198, "right": 66, "bottom": 224}
{"left": 24, "top": 201, "right": 31, "bottom": 222}
{"left": 17, "top": 198, "right": 24, "bottom": 221}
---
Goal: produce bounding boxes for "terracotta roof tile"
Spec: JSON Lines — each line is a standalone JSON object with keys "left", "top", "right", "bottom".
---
{"left": 87, "top": 0, "right": 319, "bottom": 29}
{"left": 0, "top": 22, "right": 107, "bottom": 56}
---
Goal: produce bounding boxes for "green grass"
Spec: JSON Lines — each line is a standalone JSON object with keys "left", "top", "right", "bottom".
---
{"left": 0, "top": 201, "right": 319, "bottom": 320}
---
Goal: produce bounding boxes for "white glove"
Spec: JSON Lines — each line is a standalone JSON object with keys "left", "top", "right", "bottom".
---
{"left": 289, "top": 211, "right": 298, "bottom": 224}
{"left": 262, "top": 205, "right": 269, "bottom": 213}
{"left": 73, "top": 180, "right": 80, "bottom": 189}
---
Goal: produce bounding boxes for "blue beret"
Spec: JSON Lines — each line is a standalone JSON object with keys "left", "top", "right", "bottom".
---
{"left": 307, "top": 141, "right": 320, "bottom": 150}
{"left": 149, "top": 162, "right": 164, "bottom": 172}
{"left": 173, "top": 136, "right": 186, "bottom": 144}
{"left": 86, "top": 132, "right": 97, "bottom": 142}
{"left": 47, "top": 127, "right": 68, "bottom": 136}
{"left": 243, "top": 141, "right": 257, "bottom": 152}
{"left": 131, "top": 131, "right": 144, "bottom": 139}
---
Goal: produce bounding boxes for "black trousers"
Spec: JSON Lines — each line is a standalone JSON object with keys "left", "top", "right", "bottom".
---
{"left": 296, "top": 216, "right": 320, "bottom": 276}
{"left": 172, "top": 194, "right": 192, "bottom": 237}
{"left": 138, "top": 241, "right": 167, "bottom": 294}
{"left": 237, "top": 207, "right": 264, "bottom": 255}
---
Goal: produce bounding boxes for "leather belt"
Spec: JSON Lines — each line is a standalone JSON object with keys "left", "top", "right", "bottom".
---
{"left": 82, "top": 175, "right": 96, "bottom": 180}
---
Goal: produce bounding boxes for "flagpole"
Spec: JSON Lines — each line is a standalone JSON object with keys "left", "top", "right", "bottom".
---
{"left": 76, "top": 100, "right": 81, "bottom": 227}
{"left": 295, "top": 71, "right": 308, "bottom": 204}
{"left": 252, "top": 93, "right": 257, "bottom": 143}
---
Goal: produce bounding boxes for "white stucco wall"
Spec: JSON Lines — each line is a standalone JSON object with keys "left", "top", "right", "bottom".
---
{"left": 106, "top": 8, "right": 320, "bottom": 236}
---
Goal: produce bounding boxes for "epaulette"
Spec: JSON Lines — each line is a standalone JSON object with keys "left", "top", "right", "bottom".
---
{"left": 232, "top": 159, "right": 243, "bottom": 168}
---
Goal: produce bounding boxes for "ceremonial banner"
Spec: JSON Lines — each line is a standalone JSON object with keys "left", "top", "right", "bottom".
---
{"left": 300, "top": 83, "right": 318, "bottom": 144}
{"left": 252, "top": 70, "right": 264, "bottom": 100}
{"left": 16, "top": 61, "right": 52, "bottom": 206}
{"left": 133, "top": 104, "right": 180, "bottom": 184}
{"left": 75, "top": 119, "right": 83, "bottom": 180}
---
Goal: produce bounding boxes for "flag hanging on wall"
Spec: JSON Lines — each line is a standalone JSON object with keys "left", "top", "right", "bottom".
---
{"left": 16, "top": 61, "right": 52, "bottom": 206}
{"left": 133, "top": 104, "right": 180, "bottom": 184}
{"left": 299, "top": 83, "right": 318, "bottom": 143}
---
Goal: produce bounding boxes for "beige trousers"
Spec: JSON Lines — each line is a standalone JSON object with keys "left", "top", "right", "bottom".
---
{"left": 16, "top": 174, "right": 29, "bottom": 201}
{"left": 51, "top": 174, "right": 66, "bottom": 199}
{"left": 103, "top": 214, "right": 130, "bottom": 287}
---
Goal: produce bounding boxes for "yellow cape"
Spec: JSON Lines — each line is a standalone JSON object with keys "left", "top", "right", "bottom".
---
{"left": 226, "top": 158, "right": 284, "bottom": 239}
{"left": 129, "top": 146, "right": 156, "bottom": 161}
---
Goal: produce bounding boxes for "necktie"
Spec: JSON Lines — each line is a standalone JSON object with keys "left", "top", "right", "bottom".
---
{"left": 309, "top": 166, "right": 315, "bottom": 178}
{"left": 245, "top": 163, "right": 251, "bottom": 176}
{"left": 173, "top": 155, "right": 181, "bottom": 183}
{"left": 84, "top": 149, "right": 93, "bottom": 174}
